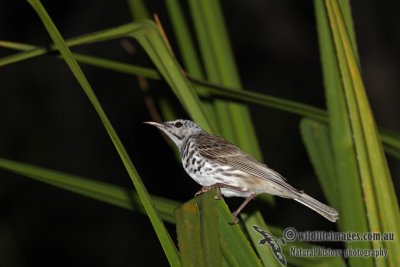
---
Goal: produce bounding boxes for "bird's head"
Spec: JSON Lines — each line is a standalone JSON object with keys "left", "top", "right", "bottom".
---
{"left": 144, "top": 119, "right": 203, "bottom": 149}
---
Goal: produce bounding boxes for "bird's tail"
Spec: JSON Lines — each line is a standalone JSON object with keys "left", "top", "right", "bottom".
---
{"left": 294, "top": 193, "right": 339, "bottom": 222}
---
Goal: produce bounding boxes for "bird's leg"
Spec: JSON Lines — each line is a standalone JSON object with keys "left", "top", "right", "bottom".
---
{"left": 195, "top": 183, "right": 246, "bottom": 200}
{"left": 231, "top": 193, "right": 256, "bottom": 225}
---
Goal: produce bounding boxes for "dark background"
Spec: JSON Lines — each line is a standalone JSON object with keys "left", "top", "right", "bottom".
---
{"left": 1, "top": 0, "right": 399, "bottom": 266}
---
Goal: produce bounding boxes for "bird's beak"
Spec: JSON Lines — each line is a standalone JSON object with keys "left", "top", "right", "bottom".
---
{"left": 143, "top": 121, "right": 164, "bottom": 128}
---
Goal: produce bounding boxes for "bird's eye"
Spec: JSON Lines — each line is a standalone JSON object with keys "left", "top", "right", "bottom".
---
{"left": 174, "top": 121, "right": 183, "bottom": 128}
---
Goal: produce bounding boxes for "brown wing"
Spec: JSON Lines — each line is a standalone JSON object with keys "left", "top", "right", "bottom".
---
{"left": 194, "top": 134, "right": 287, "bottom": 183}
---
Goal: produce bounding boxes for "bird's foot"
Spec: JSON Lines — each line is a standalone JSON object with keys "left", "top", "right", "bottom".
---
{"left": 213, "top": 185, "right": 223, "bottom": 200}
{"left": 214, "top": 190, "right": 223, "bottom": 200}
{"left": 230, "top": 214, "right": 240, "bottom": 225}
{"left": 195, "top": 185, "right": 223, "bottom": 200}
{"left": 229, "top": 193, "right": 256, "bottom": 225}
{"left": 195, "top": 183, "right": 246, "bottom": 200}
{"left": 195, "top": 186, "right": 213, "bottom": 197}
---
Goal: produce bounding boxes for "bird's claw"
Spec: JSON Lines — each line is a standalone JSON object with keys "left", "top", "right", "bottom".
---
{"left": 214, "top": 192, "right": 222, "bottom": 200}
{"left": 195, "top": 186, "right": 212, "bottom": 197}
{"left": 230, "top": 215, "right": 240, "bottom": 225}
{"left": 195, "top": 185, "right": 223, "bottom": 200}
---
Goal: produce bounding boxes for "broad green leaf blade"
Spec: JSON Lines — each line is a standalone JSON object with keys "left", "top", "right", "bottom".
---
{"left": 325, "top": 1, "right": 400, "bottom": 266}
{"left": 314, "top": 2, "right": 373, "bottom": 267}
{"left": 26, "top": 1, "right": 180, "bottom": 265}
{"left": 197, "top": 191, "right": 222, "bottom": 267}
{"left": 175, "top": 190, "right": 262, "bottom": 267}
{"left": 188, "top": 0, "right": 262, "bottom": 161}
{"left": 300, "top": 119, "right": 338, "bottom": 208}
{"left": 0, "top": 158, "right": 178, "bottom": 224}
{"left": 175, "top": 189, "right": 222, "bottom": 267}
{"left": 175, "top": 203, "right": 204, "bottom": 266}
{"left": 216, "top": 201, "right": 262, "bottom": 267}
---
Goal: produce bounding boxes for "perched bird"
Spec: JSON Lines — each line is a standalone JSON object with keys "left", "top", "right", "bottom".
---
{"left": 145, "top": 119, "right": 339, "bottom": 224}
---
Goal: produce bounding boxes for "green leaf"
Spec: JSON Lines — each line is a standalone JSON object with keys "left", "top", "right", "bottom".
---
{"left": 165, "top": 0, "right": 217, "bottom": 126}
{"left": 316, "top": 0, "right": 400, "bottom": 266}
{"left": 215, "top": 199, "right": 261, "bottom": 267}
{"left": 74, "top": 52, "right": 160, "bottom": 78}
{"left": 0, "top": 158, "right": 178, "bottom": 224}
{"left": 131, "top": 21, "right": 214, "bottom": 133}
{"left": 188, "top": 0, "right": 262, "bottom": 159}
{"left": 314, "top": 2, "right": 373, "bottom": 267}
{"left": 165, "top": 0, "right": 204, "bottom": 79}
{"left": 2, "top": 20, "right": 214, "bottom": 133}
{"left": 0, "top": 39, "right": 329, "bottom": 124}
{"left": 300, "top": 118, "right": 338, "bottom": 208}
{"left": 0, "top": 40, "right": 36, "bottom": 50}
{"left": 1, "top": 157, "right": 348, "bottom": 267}
{"left": 26, "top": 1, "right": 180, "bottom": 265}
{"left": 192, "top": 80, "right": 328, "bottom": 123}
{"left": 127, "top": 0, "right": 151, "bottom": 20}
{"left": 1, "top": 40, "right": 400, "bottom": 158}
{"left": 176, "top": 189, "right": 262, "bottom": 267}
{"left": 325, "top": 1, "right": 400, "bottom": 266}
{"left": 175, "top": 189, "right": 222, "bottom": 267}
